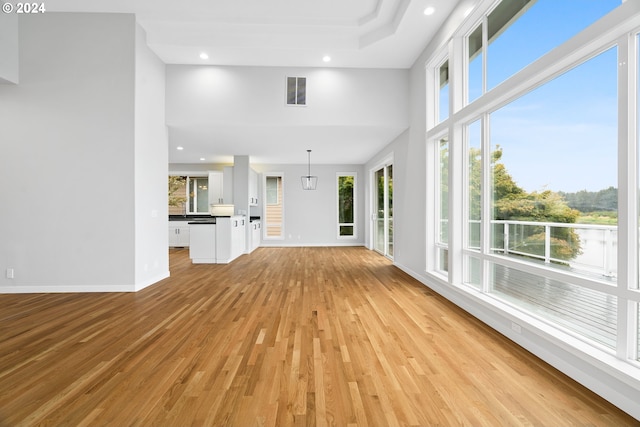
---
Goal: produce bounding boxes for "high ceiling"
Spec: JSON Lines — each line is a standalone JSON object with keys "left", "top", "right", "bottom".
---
{"left": 45, "top": 0, "right": 466, "bottom": 164}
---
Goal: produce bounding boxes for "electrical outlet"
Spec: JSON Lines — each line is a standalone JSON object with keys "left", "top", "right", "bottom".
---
{"left": 6, "top": 268, "right": 14, "bottom": 279}
{"left": 511, "top": 322, "right": 522, "bottom": 333}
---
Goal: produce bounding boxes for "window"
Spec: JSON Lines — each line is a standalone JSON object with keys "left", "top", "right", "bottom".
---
{"left": 466, "top": 0, "right": 619, "bottom": 104}
{"left": 438, "top": 60, "right": 450, "bottom": 123}
{"left": 465, "top": 120, "right": 483, "bottom": 289}
{"left": 264, "top": 174, "right": 284, "bottom": 238}
{"left": 337, "top": 174, "right": 356, "bottom": 238}
{"left": 467, "top": 23, "right": 483, "bottom": 104}
{"left": 189, "top": 177, "right": 209, "bottom": 214}
{"left": 266, "top": 176, "right": 279, "bottom": 205}
{"left": 428, "top": 0, "right": 636, "bottom": 356}
{"left": 168, "top": 176, "right": 187, "bottom": 215}
{"left": 489, "top": 47, "right": 618, "bottom": 280}
{"left": 287, "top": 77, "right": 306, "bottom": 106}
{"left": 437, "top": 136, "right": 449, "bottom": 273}
{"left": 168, "top": 175, "right": 208, "bottom": 215}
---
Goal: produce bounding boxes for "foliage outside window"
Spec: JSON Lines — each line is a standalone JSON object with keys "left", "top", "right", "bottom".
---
{"left": 488, "top": 47, "right": 617, "bottom": 278}
{"left": 168, "top": 176, "right": 187, "bottom": 215}
{"left": 338, "top": 174, "right": 356, "bottom": 238}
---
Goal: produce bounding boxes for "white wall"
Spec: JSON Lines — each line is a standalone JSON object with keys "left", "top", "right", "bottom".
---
{"left": 0, "top": 13, "right": 18, "bottom": 84}
{"left": 0, "top": 13, "right": 168, "bottom": 292}
{"left": 166, "top": 65, "right": 407, "bottom": 128}
{"left": 255, "top": 163, "right": 365, "bottom": 246}
{"left": 134, "top": 24, "right": 169, "bottom": 288}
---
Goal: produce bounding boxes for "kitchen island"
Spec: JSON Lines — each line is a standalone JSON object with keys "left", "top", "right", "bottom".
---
{"left": 188, "top": 215, "right": 246, "bottom": 264}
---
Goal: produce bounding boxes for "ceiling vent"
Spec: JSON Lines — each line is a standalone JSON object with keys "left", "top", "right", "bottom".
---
{"left": 286, "top": 77, "right": 306, "bottom": 106}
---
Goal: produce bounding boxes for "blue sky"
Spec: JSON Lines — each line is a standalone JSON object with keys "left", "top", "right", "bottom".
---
{"left": 483, "top": 0, "right": 621, "bottom": 193}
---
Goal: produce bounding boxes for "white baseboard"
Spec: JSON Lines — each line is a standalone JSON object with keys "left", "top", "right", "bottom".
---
{"left": 0, "top": 271, "right": 170, "bottom": 294}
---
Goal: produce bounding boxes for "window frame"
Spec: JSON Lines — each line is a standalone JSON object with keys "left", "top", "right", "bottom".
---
{"left": 426, "top": 0, "right": 640, "bottom": 360}
{"left": 336, "top": 172, "right": 357, "bottom": 240}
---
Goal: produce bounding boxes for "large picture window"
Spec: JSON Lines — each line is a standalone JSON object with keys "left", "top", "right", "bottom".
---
{"left": 489, "top": 47, "right": 618, "bottom": 281}
{"left": 429, "top": 0, "right": 638, "bottom": 362}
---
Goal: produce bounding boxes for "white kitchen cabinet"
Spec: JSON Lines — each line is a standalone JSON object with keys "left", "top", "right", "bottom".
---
{"left": 249, "top": 168, "right": 259, "bottom": 206}
{"left": 232, "top": 217, "right": 246, "bottom": 256}
{"left": 189, "top": 223, "right": 216, "bottom": 263}
{"left": 250, "top": 220, "right": 261, "bottom": 252}
{"left": 168, "top": 221, "right": 190, "bottom": 247}
{"left": 208, "top": 168, "right": 234, "bottom": 206}
{"left": 208, "top": 171, "right": 224, "bottom": 205}
{"left": 215, "top": 215, "right": 246, "bottom": 263}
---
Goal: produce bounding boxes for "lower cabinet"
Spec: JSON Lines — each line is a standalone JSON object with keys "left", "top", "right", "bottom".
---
{"left": 187, "top": 216, "right": 247, "bottom": 264}
{"left": 189, "top": 224, "right": 216, "bottom": 263}
{"left": 216, "top": 216, "right": 246, "bottom": 264}
{"left": 169, "top": 222, "right": 190, "bottom": 247}
{"left": 250, "top": 220, "right": 261, "bottom": 252}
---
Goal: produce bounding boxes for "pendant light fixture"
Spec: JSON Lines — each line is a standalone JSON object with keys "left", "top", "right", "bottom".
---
{"left": 301, "top": 149, "right": 318, "bottom": 190}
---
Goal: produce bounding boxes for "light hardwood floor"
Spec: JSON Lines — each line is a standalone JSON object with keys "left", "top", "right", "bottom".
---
{"left": 0, "top": 247, "right": 637, "bottom": 426}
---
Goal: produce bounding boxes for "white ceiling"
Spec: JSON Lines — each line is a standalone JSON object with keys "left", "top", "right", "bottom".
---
{"left": 46, "top": 0, "right": 464, "bottom": 164}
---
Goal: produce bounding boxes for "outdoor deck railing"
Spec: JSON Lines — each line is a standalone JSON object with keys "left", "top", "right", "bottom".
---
{"left": 466, "top": 220, "right": 618, "bottom": 279}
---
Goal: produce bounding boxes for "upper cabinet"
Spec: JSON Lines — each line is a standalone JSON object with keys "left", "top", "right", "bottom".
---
{"left": 208, "top": 167, "right": 234, "bottom": 206}
{"left": 208, "top": 171, "right": 224, "bottom": 205}
{"left": 249, "top": 169, "right": 258, "bottom": 206}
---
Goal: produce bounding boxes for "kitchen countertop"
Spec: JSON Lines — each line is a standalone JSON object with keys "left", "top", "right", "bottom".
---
{"left": 169, "top": 215, "right": 211, "bottom": 221}
{"left": 188, "top": 219, "right": 216, "bottom": 224}
{"left": 170, "top": 215, "right": 261, "bottom": 222}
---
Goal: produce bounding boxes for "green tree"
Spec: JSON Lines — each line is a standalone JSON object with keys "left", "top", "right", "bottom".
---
{"left": 469, "top": 146, "right": 581, "bottom": 262}
{"left": 338, "top": 175, "right": 354, "bottom": 223}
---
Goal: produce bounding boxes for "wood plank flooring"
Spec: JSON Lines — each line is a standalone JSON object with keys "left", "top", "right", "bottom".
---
{"left": 0, "top": 247, "right": 637, "bottom": 426}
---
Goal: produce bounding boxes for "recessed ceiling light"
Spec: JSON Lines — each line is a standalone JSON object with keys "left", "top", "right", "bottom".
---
{"left": 199, "top": 52, "right": 209, "bottom": 60}
{"left": 176, "top": 146, "right": 184, "bottom": 150}
{"left": 423, "top": 6, "right": 435, "bottom": 15}
{"left": 323, "top": 55, "right": 331, "bottom": 63}
{"left": 200, "top": 158, "right": 205, "bottom": 161}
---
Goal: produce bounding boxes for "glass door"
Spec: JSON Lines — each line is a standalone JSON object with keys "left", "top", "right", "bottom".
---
{"left": 374, "top": 163, "right": 393, "bottom": 258}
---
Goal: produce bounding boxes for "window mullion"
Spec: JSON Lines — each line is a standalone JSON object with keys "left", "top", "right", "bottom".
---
{"left": 481, "top": 113, "right": 491, "bottom": 293}
{"left": 482, "top": 15, "right": 488, "bottom": 97}
{"left": 617, "top": 33, "right": 639, "bottom": 360}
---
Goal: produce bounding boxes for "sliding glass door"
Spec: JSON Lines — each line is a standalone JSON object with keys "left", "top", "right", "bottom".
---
{"left": 373, "top": 163, "right": 393, "bottom": 258}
